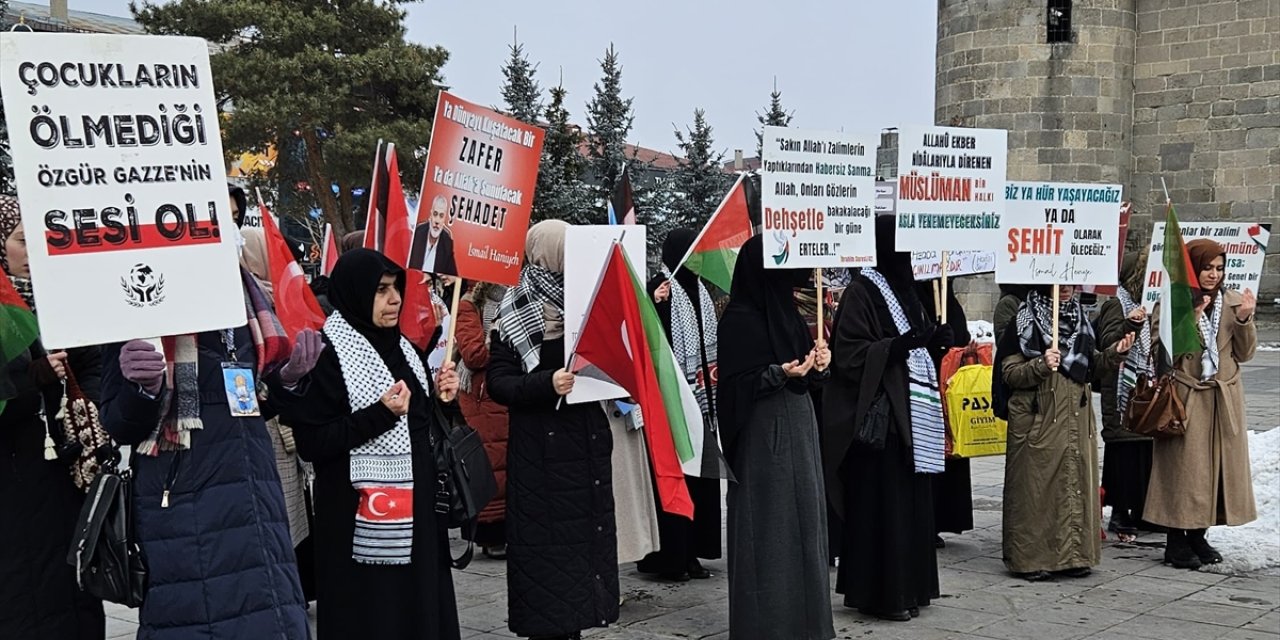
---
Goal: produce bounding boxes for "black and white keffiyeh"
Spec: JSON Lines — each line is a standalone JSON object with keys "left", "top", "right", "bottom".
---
{"left": 496, "top": 264, "right": 565, "bottom": 373}
{"left": 862, "top": 268, "right": 945, "bottom": 474}
{"left": 1198, "top": 293, "right": 1223, "bottom": 381}
{"left": 325, "top": 311, "right": 431, "bottom": 565}
{"left": 1115, "top": 287, "right": 1153, "bottom": 415}
{"left": 1017, "top": 289, "right": 1096, "bottom": 384}
{"left": 664, "top": 267, "right": 718, "bottom": 420}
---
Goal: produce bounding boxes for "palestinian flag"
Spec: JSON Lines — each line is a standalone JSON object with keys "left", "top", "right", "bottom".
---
{"left": 607, "top": 164, "right": 637, "bottom": 225}
{"left": 0, "top": 267, "right": 38, "bottom": 415}
{"left": 569, "top": 243, "right": 695, "bottom": 519}
{"left": 672, "top": 174, "right": 754, "bottom": 292}
{"left": 363, "top": 141, "right": 414, "bottom": 267}
{"left": 258, "top": 195, "right": 326, "bottom": 340}
{"left": 1158, "top": 202, "right": 1201, "bottom": 362}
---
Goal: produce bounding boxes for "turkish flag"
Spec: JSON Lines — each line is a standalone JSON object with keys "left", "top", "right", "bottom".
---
{"left": 260, "top": 201, "right": 326, "bottom": 340}
{"left": 356, "top": 486, "right": 414, "bottom": 522}
{"left": 321, "top": 223, "right": 339, "bottom": 277}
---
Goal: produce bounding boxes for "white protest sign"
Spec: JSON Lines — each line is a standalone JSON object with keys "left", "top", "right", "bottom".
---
{"left": 874, "top": 181, "right": 995, "bottom": 280}
{"left": 895, "top": 126, "right": 1007, "bottom": 252}
{"left": 0, "top": 33, "right": 243, "bottom": 348}
{"left": 997, "top": 181, "right": 1123, "bottom": 285}
{"left": 1141, "top": 222, "right": 1270, "bottom": 312}
{"left": 564, "top": 225, "right": 648, "bottom": 405}
{"left": 760, "top": 126, "right": 877, "bottom": 268}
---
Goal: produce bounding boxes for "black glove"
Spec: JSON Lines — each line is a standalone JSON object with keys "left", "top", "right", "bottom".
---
{"left": 928, "top": 325, "right": 956, "bottom": 352}
{"left": 889, "top": 329, "right": 930, "bottom": 359}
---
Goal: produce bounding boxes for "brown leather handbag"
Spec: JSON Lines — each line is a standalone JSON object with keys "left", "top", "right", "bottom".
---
{"left": 1125, "top": 371, "right": 1187, "bottom": 439}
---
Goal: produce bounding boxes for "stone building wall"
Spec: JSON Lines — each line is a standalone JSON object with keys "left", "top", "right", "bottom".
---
{"left": 934, "top": 0, "right": 1279, "bottom": 318}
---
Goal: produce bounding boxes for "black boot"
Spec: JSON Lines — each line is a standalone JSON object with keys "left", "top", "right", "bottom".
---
{"left": 1164, "top": 529, "right": 1202, "bottom": 570}
{"left": 1187, "top": 528, "right": 1223, "bottom": 565}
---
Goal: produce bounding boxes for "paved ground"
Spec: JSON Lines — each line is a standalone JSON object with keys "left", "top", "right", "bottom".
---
{"left": 103, "top": 326, "right": 1280, "bottom": 639}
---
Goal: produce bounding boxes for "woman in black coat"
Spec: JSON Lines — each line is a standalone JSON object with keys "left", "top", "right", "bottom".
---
{"left": 488, "top": 220, "right": 619, "bottom": 640}
{"left": 100, "top": 277, "right": 316, "bottom": 640}
{"left": 640, "top": 228, "right": 722, "bottom": 580}
{"left": 0, "top": 197, "right": 105, "bottom": 639}
{"left": 277, "top": 249, "right": 461, "bottom": 639}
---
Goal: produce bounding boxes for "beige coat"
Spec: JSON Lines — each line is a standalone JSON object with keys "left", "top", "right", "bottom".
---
{"left": 1001, "top": 347, "right": 1120, "bottom": 573}
{"left": 1145, "top": 289, "right": 1257, "bottom": 529}
{"left": 607, "top": 406, "right": 660, "bottom": 563}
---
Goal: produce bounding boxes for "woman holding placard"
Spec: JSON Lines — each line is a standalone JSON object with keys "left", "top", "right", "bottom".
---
{"left": 1146, "top": 239, "right": 1258, "bottom": 570}
{"left": 0, "top": 196, "right": 106, "bottom": 640}
{"left": 719, "top": 235, "right": 833, "bottom": 639}
{"left": 996, "top": 285, "right": 1132, "bottom": 581}
{"left": 825, "top": 215, "right": 949, "bottom": 622}
{"left": 487, "top": 220, "right": 619, "bottom": 640}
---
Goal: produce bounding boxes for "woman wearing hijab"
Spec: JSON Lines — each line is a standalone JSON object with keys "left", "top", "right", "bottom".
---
{"left": 455, "top": 280, "right": 511, "bottom": 559}
{"left": 1097, "top": 251, "right": 1156, "bottom": 539}
{"left": 997, "top": 284, "right": 1132, "bottom": 581}
{"left": 824, "top": 215, "right": 949, "bottom": 621}
{"left": 1146, "top": 239, "right": 1258, "bottom": 569}
{"left": 638, "top": 228, "right": 722, "bottom": 581}
{"left": 239, "top": 228, "right": 317, "bottom": 599}
{"left": 719, "top": 235, "right": 833, "bottom": 640}
{"left": 0, "top": 195, "right": 106, "bottom": 639}
{"left": 101, "top": 252, "right": 321, "bottom": 639}
{"left": 487, "top": 220, "right": 618, "bottom": 640}
{"left": 274, "top": 249, "right": 461, "bottom": 638}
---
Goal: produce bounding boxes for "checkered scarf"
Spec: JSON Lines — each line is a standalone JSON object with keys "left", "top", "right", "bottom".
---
{"left": 1115, "top": 287, "right": 1153, "bottom": 415}
{"left": 1198, "top": 293, "right": 1223, "bottom": 381}
{"left": 664, "top": 268, "right": 718, "bottom": 420}
{"left": 862, "top": 268, "right": 945, "bottom": 474}
{"left": 137, "top": 269, "right": 289, "bottom": 456}
{"left": 496, "top": 264, "right": 564, "bottom": 373}
{"left": 1017, "top": 289, "right": 1095, "bottom": 385}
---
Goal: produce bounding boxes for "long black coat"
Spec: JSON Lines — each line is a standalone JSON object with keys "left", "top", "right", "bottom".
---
{"left": 0, "top": 343, "right": 105, "bottom": 639}
{"left": 276, "top": 339, "right": 460, "bottom": 640}
{"left": 487, "top": 336, "right": 619, "bottom": 637}
{"left": 100, "top": 329, "right": 309, "bottom": 640}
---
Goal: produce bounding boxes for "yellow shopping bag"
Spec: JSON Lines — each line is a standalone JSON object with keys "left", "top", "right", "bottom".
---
{"left": 943, "top": 364, "right": 1007, "bottom": 458}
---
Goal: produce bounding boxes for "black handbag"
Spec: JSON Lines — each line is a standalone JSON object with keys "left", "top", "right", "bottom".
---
{"left": 430, "top": 402, "right": 497, "bottom": 570}
{"left": 854, "top": 391, "right": 891, "bottom": 450}
{"left": 68, "top": 462, "right": 147, "bottom": 607}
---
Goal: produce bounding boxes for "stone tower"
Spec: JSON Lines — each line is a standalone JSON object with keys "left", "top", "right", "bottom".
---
{"left": 935, "top": 0, "right": 1279, "bottom": 309}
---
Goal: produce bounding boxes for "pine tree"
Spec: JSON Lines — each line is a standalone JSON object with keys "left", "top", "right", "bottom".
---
{"left": 670, "top": 109, "right": 729, "bottom": 231}
{"left": 755, "top": 80, "right": 794, "bottom": 158}
{"left": 532, "top": 82, "right": 592, "bottom": 223}
{"left": 500, "top": 32, "right": 542, "bottom": 125}
{"left": 584, "top": 44, "right": 636, "bottom": 212}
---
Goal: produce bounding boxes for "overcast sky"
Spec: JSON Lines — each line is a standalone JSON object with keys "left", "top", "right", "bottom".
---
{"left": 80, "top": 0, "right": 937, "bottom": 157}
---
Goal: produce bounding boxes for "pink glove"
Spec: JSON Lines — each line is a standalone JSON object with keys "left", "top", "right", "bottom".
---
{"left": 279, "top": 329, "right": 323, "bottom": 386}
{"left": 119, "top": 340, "right": 166, "bottom": 396}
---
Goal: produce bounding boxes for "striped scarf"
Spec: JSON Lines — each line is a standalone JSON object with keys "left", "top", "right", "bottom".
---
{"left": 138, "top": 269, "right": 289, "bottom": 456}
{"left": 496, "top": 264, "right": 564, "bottom": 373}
{"left": 325, "top": 311, "right": 431, "bottom": 565}
{"left": 1016, "top": 290, "right": 1095, "bottom": 385}
{"left": 1115, "top": 288, "right": 1153, "bottom": 415}
{"left": 664, "top": 268, "right": 717, "bottom": 420}
{"left": 862, "top": 269, "right": 945, "bottom": 474}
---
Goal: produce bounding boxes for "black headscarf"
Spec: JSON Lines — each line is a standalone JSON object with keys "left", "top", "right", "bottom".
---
{"left": 717, "top": 235, "right": 813, "bottom": 458}
{"left": 228, "top": 185, "right": 248, "bottom": 228}
{"left": 662, "top": 228, "right": 699, "bottom": 295}
{"left": 328, "top": 248, "right": 406, "bottom": 360}
{"left": 875, "top": 214, "right": 915, "bottom": 292}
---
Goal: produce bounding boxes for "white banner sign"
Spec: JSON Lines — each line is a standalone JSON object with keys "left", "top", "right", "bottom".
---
{"left": 564, "top": 225, "right": 648, "bottom": 405}
{"left": 895, "top": 126, "right": 1007, "bottom": 252}
{"left": 0, "top": 33, "right": 243, "bottom": 348}
{"left": 1141, "top": 222, "right": 1271, "bottom": 312}
{"left": 997, "top": 181, "right": 1123, "bottom": 286}
{"left": 760, "top": 126, "right": 877, "bottom": 269}
{"left": 875, "top": 181, "right": 995, "bottom": 280}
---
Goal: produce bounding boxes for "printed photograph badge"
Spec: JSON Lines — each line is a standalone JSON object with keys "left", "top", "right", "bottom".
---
{"left": 219, "top": 328, "right": 260, "bottom": 417}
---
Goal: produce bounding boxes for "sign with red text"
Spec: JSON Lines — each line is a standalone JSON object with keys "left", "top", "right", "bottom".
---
{"left": 0, "top": 33, "right": 243, "bottom": 348}
{"left": 895, "top": 126, "right": 1007, "bottom": 252}
{"left": 417, "top": 91, "right": 544, "bottom": 286}
{"left": 760, "top": 125, "right": 877, "bottom": 268}
{"left": 997, "top": 181, "right": 1123, "bottom": 285}
{"left": 1141, "top": 222, "right": 1270, "bottom": 312}
{"left": 877, "top": 181, "right": 996, "bottom": 280}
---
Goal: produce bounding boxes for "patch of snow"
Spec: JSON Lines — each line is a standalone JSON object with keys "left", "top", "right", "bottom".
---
{"left": 1257, "top": 342, "right": 1280, "bottom": 352}
{"left": 1202, "top": 428, "right": 1280, "bottom": 574}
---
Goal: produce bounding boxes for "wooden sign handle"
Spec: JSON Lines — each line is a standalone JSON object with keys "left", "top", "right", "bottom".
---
{"left": 939, "top": 251, "right": 950, "bottom": 326}
{"left": 815, "top": 269, "right": 825, "bottom": 346}
{"left": 1052, "top": 283, "right": 1061, "bottom": 346}
{"left": 440, "top": 279, "right": 463, "bottom": 401}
